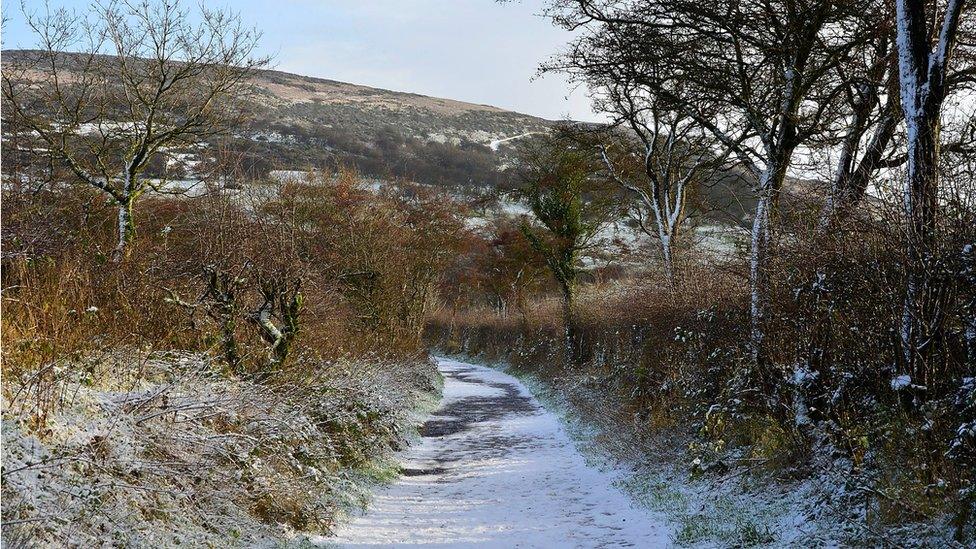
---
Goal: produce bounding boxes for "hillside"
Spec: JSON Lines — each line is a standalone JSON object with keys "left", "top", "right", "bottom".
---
{"left": 1, "top": 49, "right": 767, "bottom": 224}
{"left": 243, "top": 64, "right": 765, "bottom": 224}
{"left": 242, "top": 68, "right": 555, "bottom": 189}
{"left": 1, "top": 49, "right": 552, "bottom": 191}
{"left": 250, "top": 68, "right": 551, "bottom": 145}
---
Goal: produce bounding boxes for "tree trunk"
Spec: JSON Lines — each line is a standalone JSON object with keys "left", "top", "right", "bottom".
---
{"left": 964, "top": 245, "right": 976, "bottom": 365}
{"left": 749, "top": 190, "right": 772, "bottom": 366}
{"left": 818, "top": 109, "right": 898, "bottom": 230}
{"left": 221, "top": 315, "right": 242, "bottom": 374}
{"left": 113, "top": 195, "right": 136, "bottom": 262}
{"left": 250, "top": 282, "right": 303, "bottom": 374}
{"left": 900, "top": 113, "right": 942, "bottom": 385}
{"left": 748, "top": 142, "right": 794, "bottom": 368}
{"left": 661, "top": 232, "right": 676, "bottom": 291}
{"left": 748, "top": 56, "right": 800, "bottom": 368}
{"left": 892, "top": 0, "right": 964, "bottom": 394}
{"left": 560, "top": 281, "right": 576, "bottom": 361}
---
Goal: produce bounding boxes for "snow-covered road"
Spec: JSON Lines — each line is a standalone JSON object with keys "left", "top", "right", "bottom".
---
{"left": 319, "top": 357, "right": 670, "bottom": 548}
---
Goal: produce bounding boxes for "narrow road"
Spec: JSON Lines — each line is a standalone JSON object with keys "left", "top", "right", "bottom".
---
{"left": 319, "top": 357, "right": 669, "bottom": 548}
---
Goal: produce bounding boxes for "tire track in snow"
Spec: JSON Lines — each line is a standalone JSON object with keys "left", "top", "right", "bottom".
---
{"left": 318, "top": 357, "right": 670, "bottom": 548}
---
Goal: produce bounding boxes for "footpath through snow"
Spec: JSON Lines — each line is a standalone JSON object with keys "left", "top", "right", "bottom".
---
{"left": 318, "top": 357, "right": 670, "bottom": 548}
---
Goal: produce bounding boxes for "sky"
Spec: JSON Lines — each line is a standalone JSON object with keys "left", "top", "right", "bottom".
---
{"left": 1, "top": 0, "right": 601, "bottom": 122}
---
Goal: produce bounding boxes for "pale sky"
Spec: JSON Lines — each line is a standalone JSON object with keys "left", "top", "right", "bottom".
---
{"left": 1, "top": 0, "right": 600, "bottom": 122}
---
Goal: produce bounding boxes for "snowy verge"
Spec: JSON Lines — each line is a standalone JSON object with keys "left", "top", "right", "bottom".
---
{"left": 440, "top": 353, "right": 964, "bottom": 548}
{"left": 1, "top": 351, "right": 440, "bottom": 547}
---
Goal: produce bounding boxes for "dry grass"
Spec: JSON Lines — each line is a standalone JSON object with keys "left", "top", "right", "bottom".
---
{"left": 2, "top": 168, "right": 460, "bottom": 410}
{"left": 1, "top": 350, "right": 439, "bottom": 547}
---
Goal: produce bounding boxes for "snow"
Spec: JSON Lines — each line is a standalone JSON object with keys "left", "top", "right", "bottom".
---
{"left": 496, "top": 197, "right": 532, "bottom": 217}
{"left": 427, "top": 132, "right": 461, "bottom": 146}
{"left": 2, "top": 352, "right": 441, "bottom": 548}
{"left": 488, "top": 132, "right": 541, "bottom": 151}
{"left": 74, "top": 121, "right": 137, "bottom": 136}
{"left": 166, "top": 152, "right": 201, "bottom": 170}
{"left": 250, "top": 130, "right": 296, "bottom": 144}
{"left": 270, "top": 170, "right": 314, "bottom": 182}
{"left": 891, "top": 374, "right": 912, "bottom": 390}
{"left": 319, "top": 357, "right": 670, "bottom": 547}
{"left": 693, "top": 224, "right": 744, "bottom": 258}
{"left": 792, "top": 365, "right": 818, "bottom": 386}
{"left": 148, "top": 178, "right": 205, "bottom": 195}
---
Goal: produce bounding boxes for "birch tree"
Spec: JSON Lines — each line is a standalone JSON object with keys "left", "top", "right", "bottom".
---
{"left": 2, "top": 0, "right": 267, "bottom": 260}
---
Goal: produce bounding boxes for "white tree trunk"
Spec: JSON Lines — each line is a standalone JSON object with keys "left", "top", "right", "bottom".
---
{"left": 892, "top": 0, "right": 963, "bottom": 383}
{"left": 749, "top": 188, "right": 772, "bottom": 364}
{"left": 113, "top": 196, "right": 135, "bottom": 261}
{"left": 660, "top": 232, "right": 675, "bottom": 289}
{"left": 113, "top": 168, "right": 138, "bottom": 262}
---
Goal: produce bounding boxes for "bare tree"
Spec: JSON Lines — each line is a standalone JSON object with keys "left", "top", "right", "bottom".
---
{"left": 544, "top": 0, "right": 870, "bottom": 367}
{"left": 818, "top": 5, "right": 974, "bottom": 229}
{"left": 596, "top": 90, "right": 734, "bottom": 289}
{"left": 2, "top": 0, "right": 268, "bottom": 260}
{"left": 892, "top": 0, "right": 970, "bottom": 385}
{"left": 249, "top": 275, "right": 303, "bottom": 374}
{"left": 817, "top": 21, "right": 902, "bottom": 229}
{"left": 165, "top": 264, "right": 247, "bottom": 373}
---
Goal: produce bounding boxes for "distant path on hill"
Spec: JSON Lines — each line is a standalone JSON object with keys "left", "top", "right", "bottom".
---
{"left": 317, "top": 357, "right": 670, "bottom": 548}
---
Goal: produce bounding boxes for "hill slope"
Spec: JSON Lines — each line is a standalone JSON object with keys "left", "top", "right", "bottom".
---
{"left": 2, "top": 49, "right": 768, "bottom": 221}
{"left": 250, "top": 68, "right": 551, "bottom": 145}
{"left": 242, "top": 67, "right": 554, "bottom": 190}
{"left": 1, "top": 49, "right": 553, "bottom": 191}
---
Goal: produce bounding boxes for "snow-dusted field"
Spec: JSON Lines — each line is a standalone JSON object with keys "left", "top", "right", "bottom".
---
{"left": 318, "top": 357, "right": 670, "bottom": 548}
